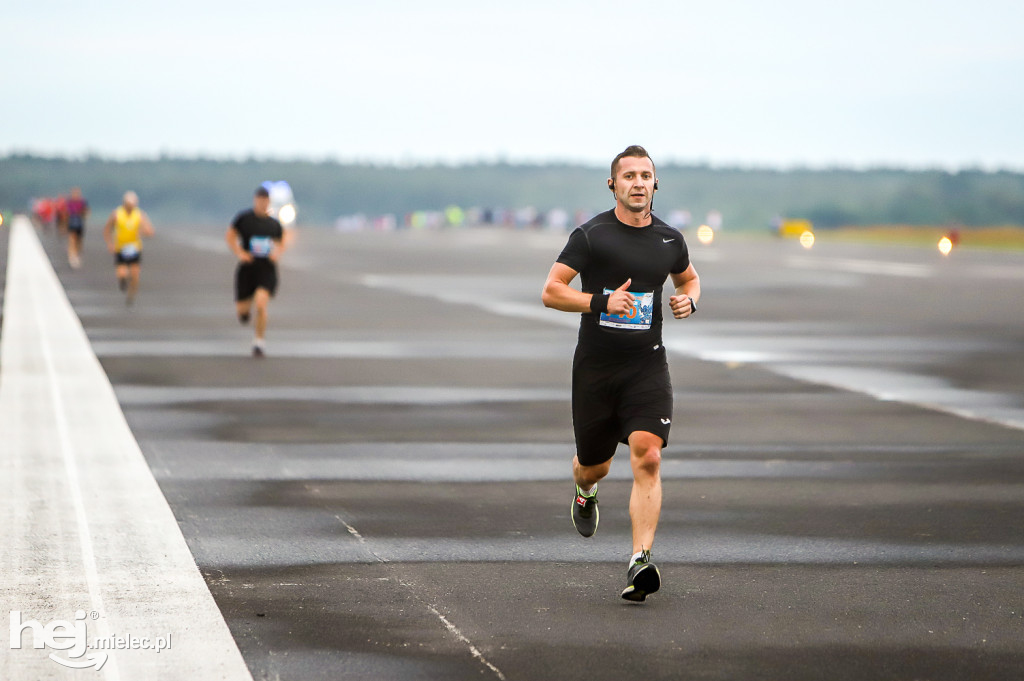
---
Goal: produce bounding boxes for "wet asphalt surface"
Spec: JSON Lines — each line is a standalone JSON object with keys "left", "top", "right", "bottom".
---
{"left": 13, "top": 220, "right": 1024, "bottom": 680}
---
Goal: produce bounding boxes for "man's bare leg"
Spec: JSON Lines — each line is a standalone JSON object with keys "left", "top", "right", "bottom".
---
{"left": 627, "top": 430, "right": 663, "bottom": 555}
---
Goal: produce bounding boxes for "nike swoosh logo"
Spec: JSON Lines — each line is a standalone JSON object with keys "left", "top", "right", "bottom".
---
{"left": 663, "top": 238, "right": 675, "bottom": 243}
{"left": 661, "top": 418, "right": 671, "bottom": 425}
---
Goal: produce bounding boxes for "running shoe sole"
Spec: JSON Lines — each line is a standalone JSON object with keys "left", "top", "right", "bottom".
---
{"left": 621, "top": 562, "right": 661, "bottom": 602}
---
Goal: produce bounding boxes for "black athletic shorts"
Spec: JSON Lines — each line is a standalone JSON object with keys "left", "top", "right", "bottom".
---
{"left": 571, "top": 344, "right": 673, "bottom": 466}
{"left": 235, "top": 259, "right": 278, "bottom": 301}
{"left": 114, "top": 252, "right": 141, "bottom": 265}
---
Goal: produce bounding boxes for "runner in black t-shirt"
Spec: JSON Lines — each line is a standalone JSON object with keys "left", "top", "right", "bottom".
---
{"left": 226, "top": 186, "right": 288, "bottom": 358}
{"left": 542, "top": 145, "right": 701, "bottom": 602}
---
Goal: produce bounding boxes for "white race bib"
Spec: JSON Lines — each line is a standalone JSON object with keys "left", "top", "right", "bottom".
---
{"left": 119, "top": 243, "right": 140, "bottom": 258}
{"left": 599, "top": 290, "right": 654, "bottom": 330}
{"left": 249, "top": 236, "right": 273, "bottom": 257}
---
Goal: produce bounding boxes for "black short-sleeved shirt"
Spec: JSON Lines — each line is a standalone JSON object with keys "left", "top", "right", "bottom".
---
{"left": 231, "top": 209, "right": 283, "bottom": 258}
{"left": 557, "top": 209, "right": 690, "bottom": 354}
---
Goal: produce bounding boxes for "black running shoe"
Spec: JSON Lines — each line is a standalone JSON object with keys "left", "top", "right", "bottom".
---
{"left": 571, "top": 484, "right": 598, "bottom": 537}
{"left": 621, "top": 549, "right": 661, "bottom": 602}
{"left": 252, "top": 345, "right": 265, "bottom": 358}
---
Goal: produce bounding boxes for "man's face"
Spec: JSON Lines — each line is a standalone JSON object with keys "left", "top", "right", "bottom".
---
{"left": 254, "top": 194, "right": 271, "bottom": 215}
{"left": 611, "top": 156, "right": 656, "bottom": 213}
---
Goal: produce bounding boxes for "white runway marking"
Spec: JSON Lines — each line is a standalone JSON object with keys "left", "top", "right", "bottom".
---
{"left": 31, "top": 271, "right": 121, "bottom": 681}
{"left": 361, "top": 272, "right": 1024, "bottom": 432}
{"left": 426, "top": 605, "right": 507, "bottom": 681}
{"left": 772, "top": 364, "right": 1024, "bottom": 432}
{"left": 330, "top": 505, "right": 506, "bottom": 680}
{"left": 90, "top": 338, "right": 570, "bottom": 359}
{"left": 0, "top": 217, "right": 253, "bottom": 680}
{"left": 144, "top": 440, "right": 1002, "bottom": 482}
{"left": 114, "top": 385, "right": 570, "bottom": 406}
{"left": 186, "top": 532, "right": 1024, "bottom": 569}
{"left": 786, "top": 255, "right": 933, "bottom": 278}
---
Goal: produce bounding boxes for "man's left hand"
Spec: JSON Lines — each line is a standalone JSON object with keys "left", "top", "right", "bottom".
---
{"left": 669, "top": 295, "right": 694, "bottom": 319}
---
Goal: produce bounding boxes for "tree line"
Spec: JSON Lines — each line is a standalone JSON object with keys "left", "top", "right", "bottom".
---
{"left": 2, "top": 154, "right": 1022, "bottom": 230}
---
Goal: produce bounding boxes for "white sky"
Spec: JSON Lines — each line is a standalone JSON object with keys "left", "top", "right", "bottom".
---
{"left": 4, "top": 0, "right": 1023, "bottom": 169}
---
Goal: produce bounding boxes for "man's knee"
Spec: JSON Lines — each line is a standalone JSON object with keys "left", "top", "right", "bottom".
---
{"left": 629, "top": 432, "right": 663, "bottom": 476}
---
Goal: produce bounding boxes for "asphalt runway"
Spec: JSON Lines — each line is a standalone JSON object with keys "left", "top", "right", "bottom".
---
{"left": 15, "top": 219, "right": 1024, "bottom": 680}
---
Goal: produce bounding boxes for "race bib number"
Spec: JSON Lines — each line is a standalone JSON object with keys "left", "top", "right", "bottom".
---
{"left": 249, "top": 236, "right": 273, "bottom": 257}
{"left": 599, "top": 290, "right": 654, "bottom": 330}
{"left": 119, "top": 243, "right": 139, "bottom": 258}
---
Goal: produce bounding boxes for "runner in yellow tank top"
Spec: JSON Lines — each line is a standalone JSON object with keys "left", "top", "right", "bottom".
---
{"left": 103, "top": 191, "right": 155, "bottom": 306}
{"left": 113, "top": 204, "right": 143, "bottom": 252}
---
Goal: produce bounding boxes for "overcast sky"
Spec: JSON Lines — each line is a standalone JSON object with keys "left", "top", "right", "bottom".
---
{"left": 4, "top": 0, "right": 1023, "bottom": 169}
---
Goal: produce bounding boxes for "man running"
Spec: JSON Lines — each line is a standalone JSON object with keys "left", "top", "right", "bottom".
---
{"left": 541, "top": 145, "right": 701, "bottom": 602}
{"left": 63, "top": 187, "right": 90, "bottom": 269}
{"left": 226, "top": 186, "right": 287, "bottom": 358}
{"left": 103, "top": 191, "right": 155, "bottom": 305}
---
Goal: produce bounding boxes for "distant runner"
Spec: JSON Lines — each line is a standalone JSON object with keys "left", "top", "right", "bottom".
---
{"left": 542, "top": 145, "right": 701, "bottom": 602}
{"left": 63, "top": 187, "right": 90, "bottom": 269}
{"left": 226, "top": 186, "right": 287, "bottom": 358}
{"left": 103, "top": 191, "right": 155, "bottom": 306}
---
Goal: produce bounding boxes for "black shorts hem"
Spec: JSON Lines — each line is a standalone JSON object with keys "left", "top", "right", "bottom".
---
{"left": 617, "top": 418, "right": 671, "bottom": 449}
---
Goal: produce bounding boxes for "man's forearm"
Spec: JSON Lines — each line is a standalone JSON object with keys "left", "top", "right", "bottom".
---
{"left": 543, "top": 282, "right": 594, "bottom": 314}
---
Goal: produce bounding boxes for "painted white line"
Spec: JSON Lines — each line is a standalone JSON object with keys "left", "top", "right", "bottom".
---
{"left": 771, "top": 363, "right": 1024, "bottom": 432}
{"left": 89, "top": 338, "right": 570, "bottom": 359}
{"left": 330, "top": 508, "right": 506, "bottom": 680}
{"left": 30, "top": 267, "right": 122, "bottom": 681}
{"left": 0, "top": 217, "right": 252, "bottom": 680}
{"left": 786, "top": 255, "right": 933, "bottom": 278}
{"left": 426, "top": 605, "right": 507, "bottom": 681}
{"left": 361, "top": 268, "right": 1024, "bottom": 433}
{"left": 114, "top": 385, "right": 569, "bottom": 405}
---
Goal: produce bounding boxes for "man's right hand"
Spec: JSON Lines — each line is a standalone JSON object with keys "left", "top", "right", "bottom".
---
{"left": 606, "top": 278, "right": 635, "bottom": 315}
{"left": 237, "top": 251, "right": 254, "bottom": 263}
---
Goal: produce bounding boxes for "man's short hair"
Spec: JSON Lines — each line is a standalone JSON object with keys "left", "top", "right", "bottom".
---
{"left": 611, "top": 145, "right": 655, "bottom": 179}
{"left": 254, "top": 186, "right": 270, "bottom": 198}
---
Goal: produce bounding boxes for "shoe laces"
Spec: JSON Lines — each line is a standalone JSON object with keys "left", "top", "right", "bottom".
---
{"left": 633, "top": 548, "right": 651, "bottom": 566}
